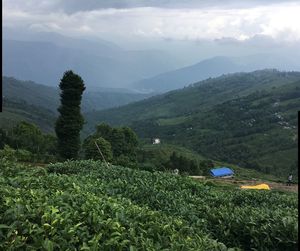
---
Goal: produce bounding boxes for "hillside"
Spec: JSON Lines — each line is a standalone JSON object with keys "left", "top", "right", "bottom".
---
{"left": 85, "top": 70, "right": 300, "bottom": 176}
{"left": 3, "top": 77, "right": 60, "bottom": 113}
{"left": 0, "top": 159, "right": 297, "bottom": 250}
{"left": 134, "top": 54, "right": 300, "bottom": 93}
{"left": 0, "top": 98, "right": 56, "bottom": 132}
{"left": 152, "top": 81, "right": 299, "bottom": 177}
{"left": 2, "top": 76, "right": 150, "bottom": 118}
{"left": 137, "top": 143, "right": 281, "bottom": 181}
{"left": 1, "top": 77, "right": 151, "bottom": 132}
{"left": 86, "top": 70, "right": 300, "bottom": 126}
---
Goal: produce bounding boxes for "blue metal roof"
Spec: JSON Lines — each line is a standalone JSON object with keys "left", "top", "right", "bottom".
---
{"left": 210, "top": 167, "right": 234, "bottom": 177}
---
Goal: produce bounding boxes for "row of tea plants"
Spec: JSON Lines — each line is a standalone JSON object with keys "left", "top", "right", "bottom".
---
{"left": 0, "top": 159, "right": 298, "bottom": 250}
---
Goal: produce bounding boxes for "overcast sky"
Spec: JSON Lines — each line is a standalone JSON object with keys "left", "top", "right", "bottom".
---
{"left": 3, "top": 0, "right": 300, "bottom": 45}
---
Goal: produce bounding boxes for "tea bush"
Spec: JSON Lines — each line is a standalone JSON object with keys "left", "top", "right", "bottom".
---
{"left": 0, "top": 159, "right": 298, "bottom": 250}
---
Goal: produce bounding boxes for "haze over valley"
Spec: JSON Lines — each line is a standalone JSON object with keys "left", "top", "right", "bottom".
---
{"left": 3, "top": 0, "right": 300, "bottom": 92}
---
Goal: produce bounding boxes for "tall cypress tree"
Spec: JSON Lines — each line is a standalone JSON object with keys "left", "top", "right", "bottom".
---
{"left": 55, "top": 70, "right": 85, "bottom": 159}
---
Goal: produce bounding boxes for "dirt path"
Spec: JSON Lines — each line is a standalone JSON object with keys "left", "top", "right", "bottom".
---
{"left": 190, "top": 176, "right": 298, "bottom": 193}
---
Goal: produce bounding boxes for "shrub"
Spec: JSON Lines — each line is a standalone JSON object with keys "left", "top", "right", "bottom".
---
{"left": 0, "top": 160, "right": 297, "bottom": 251}
{"left": 0, "top": 145, "right": 16, "bottom": 161}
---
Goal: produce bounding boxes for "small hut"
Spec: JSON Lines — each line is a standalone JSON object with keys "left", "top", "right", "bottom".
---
{"left": 210, "top": 167, "right": 234, "bottom": 178}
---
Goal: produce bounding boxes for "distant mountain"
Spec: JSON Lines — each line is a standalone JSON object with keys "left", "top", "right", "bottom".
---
{"left": 1, "top": 77, "right": 151, "bottom": 131}
{"left": 134, "top": 54, "right": 300, "bottom": 93}
{"left": 2, "top": 76, "right": 151, "bottom": 113}
{"left": 85, "top": 70, "right": 300, "bottom": 177}
{"left": 3, "top": 30, "right": 122, "bottom": 56}
{"left": 3, "top": 35, "right": 177, "bottom": 88}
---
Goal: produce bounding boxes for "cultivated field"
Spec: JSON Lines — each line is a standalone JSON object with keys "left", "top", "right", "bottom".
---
{"left": 0, "top": 159, "right": 298, "bottom": 250}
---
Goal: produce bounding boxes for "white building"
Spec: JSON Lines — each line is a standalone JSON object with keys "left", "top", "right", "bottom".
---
{"left": 152, "top": 138, "right": 161, "bottom": 144}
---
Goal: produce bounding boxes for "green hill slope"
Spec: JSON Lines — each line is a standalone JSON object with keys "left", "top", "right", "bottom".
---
{"left": 85, "top": 70, "right": 300, "bottom": 176}
{"left": 1, "top": 159, "right": 297, "bottom": 250}
{"left": 1, "top": 76, "right": 151, "bottom": 131}
{"left": 0, "top": 98, "right": 56, "bottom": 132}
{"left": 3, "top": 76, "right": 151, "bottom": 114}
{"left": 86, "top": 70, "right": 300, "bottom": 126}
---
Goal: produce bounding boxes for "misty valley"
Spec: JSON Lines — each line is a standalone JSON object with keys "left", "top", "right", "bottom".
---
{"left": 1, "top": 2, "right": 299, "bottom": 250}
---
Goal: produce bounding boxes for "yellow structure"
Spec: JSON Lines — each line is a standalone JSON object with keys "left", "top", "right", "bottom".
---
{"left": 240, "top": 183, "right": 271, "bottom": 190}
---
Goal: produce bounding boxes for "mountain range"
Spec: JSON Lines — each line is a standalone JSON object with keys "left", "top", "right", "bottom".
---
{"left": 84, "top": 70, "right": 300, "bottom": 176}
{"left": 2, "top": 34, "right": 299, "bottom": 177}
{"left": 1, "top": 70, "right": 299, "bottom": 177}
{"left": 134, "top": 55, "right": 300, "bottom": 93}
{"left": 4, "top": 30, "right": 300, "bottom": 93}
{"left": 3, "top": 35, "right": 177, "bottom": 89}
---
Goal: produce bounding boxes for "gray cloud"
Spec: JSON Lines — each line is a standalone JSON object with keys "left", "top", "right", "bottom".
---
{"left": 3, "top": 0, "right": 300, "bottom": 44}
{"left": 4, "top": 0, "right": 298, "bottom": 13}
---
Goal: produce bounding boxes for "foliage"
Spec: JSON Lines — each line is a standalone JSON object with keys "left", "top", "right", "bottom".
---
{"left": 0, "top": 98, "right": 56, "bottom": 133}
{"left": 1, "top": 160, "right": 297, "bottom": 250}
{"left": 84, "top": 136, "right": 113, "bottom": 162}
{"left": 165, "top": 151, "right": 198, "bottom": 175}
{"left": 114, "top": 154, "right": 137, "bottom": 168}
{"left": 0, "top": 122, "right": 57, "bottom": 159}
{"left": 55, "top": 70, "right": 85, "bottom": 160}
{"left": 137, "top": 144, "right": 213, "bottom": 175}
{"left": 84, "top": 123, "right": 138, "bottom": 165}
{"left": 86, "top": 72, "right": 300, "bottom": 178}
{"left": 0, "top": 129, "right": 10, "bottom": 149}
{"left": 0, "top": 145, "right": 17, "bottom": 161}
{"left": 1, "top": 122, "right": 57, "bottom": 154}
{"left": 199, "top": 159, "right": 215, "bottom": 175}
{"left": 2, "top": 76, "right": 151, "bottom": 117}
{"left": 0, "top": 145, "right": 56, "bottom": 163}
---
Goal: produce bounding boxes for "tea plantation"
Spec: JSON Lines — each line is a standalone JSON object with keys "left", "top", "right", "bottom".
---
{"left": 0, "top": 159, "right": 298, "bottom": 250}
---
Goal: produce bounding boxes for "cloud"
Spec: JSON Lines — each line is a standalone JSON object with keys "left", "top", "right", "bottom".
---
{"left": 3, "top": 0, "right": 298, "bottom": 13}
{"left": 3, "top": 0, "right": 300, "bottom": 43}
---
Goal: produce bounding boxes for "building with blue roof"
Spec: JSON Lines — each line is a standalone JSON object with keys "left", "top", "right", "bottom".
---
{"left": 210, "top": 167, "right": 234, "bottom": 178}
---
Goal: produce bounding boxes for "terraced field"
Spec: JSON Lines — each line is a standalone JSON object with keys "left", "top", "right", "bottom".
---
{"left": 0, "top": 159, "right": 298, "bottom": 250}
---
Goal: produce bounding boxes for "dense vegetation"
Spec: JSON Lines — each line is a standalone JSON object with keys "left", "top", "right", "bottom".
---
{"left": 134, "top": 82, "right": 299, "bottom": 177}
{"left": 86, "top": 70, "right": 300, "bottom": 126}
{"left": 0, "top": 122, "right": 57, "bottom": 163}
{"left": 82, "top": 123, "right": 218, "bottom": 176}
{"left": 2, "top": 70, "right": 299, "bottom": 178}
{"left": 83, "top": 123, "right": 139, "bottom": 167}
{"left": 0, "top": 69, "right": 298, "bottom": 250}
{"left": 85, "top": 70, "right": 300, "bottom": 177}
{"left": 137, "top": 144, "right": 214, "bottom": 175}
{"left": 1, "top": 76, "right": 150, "bottom": 132}
{"left": 0, "top": 159, "right": 298, "bottom": 250}
{"left": 0, "top": 119, "right": 280, "bottom": 179}
{"left": 2, "top": 76, "right": 151, "bottom": 114}
{"left": 55, "top": 70, "right": 86, "bottom": 159}
{"left": 0, "top": 98, "right": 56, "bottom": 132}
